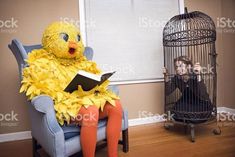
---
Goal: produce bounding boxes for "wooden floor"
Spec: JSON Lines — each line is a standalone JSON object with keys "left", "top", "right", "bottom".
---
{"left": 0, "top": 122, "right": 235, "bottom": 157}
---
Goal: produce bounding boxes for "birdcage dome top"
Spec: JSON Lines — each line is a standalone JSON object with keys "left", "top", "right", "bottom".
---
{"left": 163, "top": 11, "right": 216, "bottom": 47}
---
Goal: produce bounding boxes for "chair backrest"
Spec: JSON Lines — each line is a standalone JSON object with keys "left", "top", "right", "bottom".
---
{"left": 8, "top": 39, "right": 94, "bottom": 80}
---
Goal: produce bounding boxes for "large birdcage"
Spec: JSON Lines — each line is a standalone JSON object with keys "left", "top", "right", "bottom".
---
{"left": 163, "top": 8, "right": 221, "bottom": 142}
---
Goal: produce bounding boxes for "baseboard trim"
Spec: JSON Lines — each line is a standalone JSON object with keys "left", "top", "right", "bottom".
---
{"left": 128, "top": 115, "right": 165, "bottom": 126}
{"left": 217, "top": 107, "right": 235, "bottom": 114}
{"left": 0, "top": 131, "right": 31, "bottom": 143}
{"left": 0, "top": 107, "right": 234, "bottom": 143}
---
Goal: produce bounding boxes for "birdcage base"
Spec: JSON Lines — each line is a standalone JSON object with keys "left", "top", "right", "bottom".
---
{"left": 164, "top": 124, "right": 170, "bottom": 130}
{"left": 190, "top": 124, "right": 195, "bottom": 142}
{"left": 213, "top": 125, "right": 221, "bottom": 135}
{"left": 164, "top": 121, "right": 172, "bottom": 130}
{"left": 164, "top": 117, "right": 221, "bottom": 142}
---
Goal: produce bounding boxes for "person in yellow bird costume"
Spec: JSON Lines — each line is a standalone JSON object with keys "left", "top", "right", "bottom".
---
{"left": 20, "top": 22, "right": 123, "bottom": 157}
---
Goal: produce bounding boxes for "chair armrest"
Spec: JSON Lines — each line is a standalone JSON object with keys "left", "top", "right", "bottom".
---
{"left": 30, "top": 95, "right": 65, "bottom": 157}
{"left": 108, "top": 85, "right": 119, "bottom": 96}
{"left": 122, "top": 109, "right": 129, "bottom": 130}
{"left": 31, "top": 95, "right": 54, "bottom": 114}
{"left": 83, "top": 47, "right": 93, "bottom": 60}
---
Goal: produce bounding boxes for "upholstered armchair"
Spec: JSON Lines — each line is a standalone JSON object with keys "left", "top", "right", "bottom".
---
{"left": 8, "top": 39, "right": 129, "bottom": 157}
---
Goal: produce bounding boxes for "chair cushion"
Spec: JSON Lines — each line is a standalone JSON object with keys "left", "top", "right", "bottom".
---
{"left": 62, "top": 119, "right": 107, "bottom": 140}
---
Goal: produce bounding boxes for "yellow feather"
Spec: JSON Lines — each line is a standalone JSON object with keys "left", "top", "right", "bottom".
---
{"left": 26, "top": 86, "right": 35, "bottom": 96}
{"left": 19, "top": 84, "right": 28, "bottom": 93}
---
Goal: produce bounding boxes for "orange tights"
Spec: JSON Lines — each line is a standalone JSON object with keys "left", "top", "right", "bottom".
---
{"left": 76, "top": 100, "right": 122, "bottom": 157}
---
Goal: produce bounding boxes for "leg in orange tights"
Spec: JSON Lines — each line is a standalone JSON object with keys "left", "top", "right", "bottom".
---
{"left": 99, "top": 100, "right": 123, "bottom": 157}
{"left": 75, "top": 100, "right": 122, "bottom": 157}
{"left": 77, "top": 105, "right": 99, "bottom": 157}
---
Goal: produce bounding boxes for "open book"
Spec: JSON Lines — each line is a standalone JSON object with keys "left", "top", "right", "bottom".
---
{"left": 64, "top": 70, "right": 115, "bottom": 93}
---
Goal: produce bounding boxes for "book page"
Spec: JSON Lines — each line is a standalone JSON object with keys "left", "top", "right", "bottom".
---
{"left": 78, "top": 70, "right": 101, "bottom": 81}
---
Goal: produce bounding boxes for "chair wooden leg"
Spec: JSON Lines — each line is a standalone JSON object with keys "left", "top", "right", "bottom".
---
{"left": 122, "top": 129, "right": 129, "bottom": 153}
{"left": 76, "top": 151, "right": 83, "bottom": 157}
{"left": 32, "top": 138, "right": 40, "bottom": 157}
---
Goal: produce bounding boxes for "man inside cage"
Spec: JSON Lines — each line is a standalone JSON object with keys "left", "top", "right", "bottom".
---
{"left": 163, "top": 56, "right": 214, "bottom": 123}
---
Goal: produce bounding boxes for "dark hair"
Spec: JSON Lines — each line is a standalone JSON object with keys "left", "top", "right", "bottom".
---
{"left": 174, "top": 56, "right": 193, "bottom": 66}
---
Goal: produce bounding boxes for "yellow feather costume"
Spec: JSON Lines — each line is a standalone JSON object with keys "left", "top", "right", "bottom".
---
{"left": 20, "top": 22, "right": 119, "bottom": 125}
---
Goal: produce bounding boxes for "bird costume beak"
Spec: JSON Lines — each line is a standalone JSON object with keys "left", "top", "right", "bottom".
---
{"left": 68, "top": 41, "right": 78, "bottom": 55}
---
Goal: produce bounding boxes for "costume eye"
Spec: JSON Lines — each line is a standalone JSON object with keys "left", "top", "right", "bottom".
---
{"left": 60, "top": 33, "right": 69, "bottom": 42}
{"left": 77, "top": 35, "right": 81, "bottom": 42}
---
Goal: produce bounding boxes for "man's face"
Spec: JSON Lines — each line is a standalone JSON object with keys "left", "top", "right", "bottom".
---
{"left": 175, "top": 61, "right": 188, "bottom": 75}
